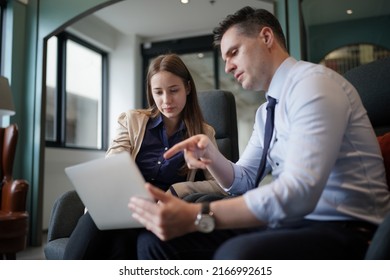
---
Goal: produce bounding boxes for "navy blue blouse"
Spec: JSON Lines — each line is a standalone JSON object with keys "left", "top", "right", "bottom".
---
{"left": 135, "top": 115, "right": 187, "bottom": 191}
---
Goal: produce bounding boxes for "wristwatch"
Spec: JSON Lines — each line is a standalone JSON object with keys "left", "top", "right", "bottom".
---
{"left": 194, "top": 202, "right": 215, "bottom": 233}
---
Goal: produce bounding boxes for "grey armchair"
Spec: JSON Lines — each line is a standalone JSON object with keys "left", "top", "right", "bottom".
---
{"left": 197, "top": 90, "right": 239, "bottom": 163}
{"left": 44, "top": 89, "right": 239, "bottom": 259}
{"left": 44, "top": 190, "right": 84, "bottom": 259}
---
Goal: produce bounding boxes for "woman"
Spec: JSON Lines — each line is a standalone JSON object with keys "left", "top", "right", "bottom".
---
{"left": 63, "top": 53, "right": 226, "bottom": 259}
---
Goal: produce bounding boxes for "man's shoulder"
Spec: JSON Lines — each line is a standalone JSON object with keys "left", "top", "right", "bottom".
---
{"left": 294, "top": 60, "right": 323, "bottom": 72}
{"left": 291, "top": 60, "right": 342, "bottom": 82}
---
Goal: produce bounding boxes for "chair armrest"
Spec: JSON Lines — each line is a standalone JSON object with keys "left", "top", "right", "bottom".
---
{"left": 46, "top": 190, "right": 85, "bottom": 242}
{"left": 1, "top": 179, "right": 29, "bottom": 212}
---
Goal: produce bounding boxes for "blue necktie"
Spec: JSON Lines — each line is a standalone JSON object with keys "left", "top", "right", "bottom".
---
{"left": 255, "top": 96, "right": 277, "bottom": 187}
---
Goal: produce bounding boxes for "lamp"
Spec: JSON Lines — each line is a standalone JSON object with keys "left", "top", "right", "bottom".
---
{"left": 0, "top": 76, "right": 15, "bottom": 127}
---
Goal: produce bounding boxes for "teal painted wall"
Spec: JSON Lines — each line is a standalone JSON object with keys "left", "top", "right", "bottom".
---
{"left": 275, "top": 0, "right": 303, "bottom": 60}
{"left": 287, "top": 0, "right": 302, "bottom": 60}
{"left": 12, "top": 0, "right": 120, "bottom": 245}
{"left": 308, "top": 15, "right": 390, "bottom": 63}
{"left": 275, "top": 0, "right": 287, "bottom": 36}
{"left": 5, "top": 1, "right": 27, "bottom": 179}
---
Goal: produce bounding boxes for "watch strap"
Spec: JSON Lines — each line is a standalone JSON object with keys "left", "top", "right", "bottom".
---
{"left": 201, "top": 202, "right": 212, "bottom": 215}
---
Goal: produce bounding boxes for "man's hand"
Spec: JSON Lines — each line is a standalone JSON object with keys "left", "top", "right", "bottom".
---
{"left": 165, "top": 134, "right": 235, "bottom": 188}
{"left": 164, "top": 134, "right": 213, "bottom": 169}
{"left": 128, "top": 183, "right": 200, "bottom": 240}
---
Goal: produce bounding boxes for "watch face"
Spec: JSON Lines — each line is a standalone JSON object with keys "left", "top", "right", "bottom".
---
{"left": 196, "top": 214, "right": 215, "bottom": 233}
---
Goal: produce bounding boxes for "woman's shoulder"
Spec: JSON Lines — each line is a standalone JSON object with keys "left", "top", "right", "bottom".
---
{"left": 120, "top": 109, "right": 151, "bottom": 119}
{"left": 116, "top": 109, "right": 151, "bottom": 129}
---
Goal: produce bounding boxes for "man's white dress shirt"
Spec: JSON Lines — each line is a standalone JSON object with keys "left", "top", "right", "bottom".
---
{"left": 227, "top": 57, "right": 390, "bottom": 227}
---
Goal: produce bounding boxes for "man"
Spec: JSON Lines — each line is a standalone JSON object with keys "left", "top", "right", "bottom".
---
{"left": 129, "top": 6, "right": 390, "bottom": 259}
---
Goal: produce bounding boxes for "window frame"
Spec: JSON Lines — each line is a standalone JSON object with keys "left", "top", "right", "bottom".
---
{"left": 45, "top": 31, "right": 108, "bottom": 150}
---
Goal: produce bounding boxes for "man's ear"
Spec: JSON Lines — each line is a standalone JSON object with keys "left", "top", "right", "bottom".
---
{"left": 260, "top": 27, "right": 273, "bottom": 46}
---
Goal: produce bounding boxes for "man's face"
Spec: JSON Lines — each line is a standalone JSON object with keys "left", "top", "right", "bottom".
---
{"left": 220, "top": 26, "right": 272, "bottom": 92}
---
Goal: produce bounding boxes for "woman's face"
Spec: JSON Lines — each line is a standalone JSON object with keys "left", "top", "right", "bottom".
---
{"left": 150, "top": 70, "right": 188, "bottom": 123}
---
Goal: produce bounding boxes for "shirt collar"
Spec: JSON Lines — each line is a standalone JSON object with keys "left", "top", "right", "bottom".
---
{"left": 148, "top": 114, "right": 164, "bottom": 129}
{"left": 266, "top": 57, "right": 297, "bottom": 101}
{"left": 148, "top": 114, "right": 186, "bottom": 133}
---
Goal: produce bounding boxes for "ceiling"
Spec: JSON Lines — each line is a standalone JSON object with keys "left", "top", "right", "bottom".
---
{"left": 93, "top": 0, "right": 390, "bottom": 39}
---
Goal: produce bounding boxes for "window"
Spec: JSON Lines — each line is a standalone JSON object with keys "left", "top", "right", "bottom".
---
{"left": 45, "top": 32, "right": 108, "bottom": 149}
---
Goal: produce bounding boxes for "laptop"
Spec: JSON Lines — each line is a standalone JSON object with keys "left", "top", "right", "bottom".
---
{"left": 64, "top": 152, "right": 153, "bottom": 230}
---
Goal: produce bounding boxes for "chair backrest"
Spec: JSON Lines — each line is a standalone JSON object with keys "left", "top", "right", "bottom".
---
{"left": 0, "top": 124, "right": 18, "bottom": 207}
{"left": 0, "top": 124, "right": 18, "bottom": 180}
{"left": 344, "top": 57, "right": 390, "bottom": 136}
{"left": 198, "top": 90, "right": 239, "bottom": 163}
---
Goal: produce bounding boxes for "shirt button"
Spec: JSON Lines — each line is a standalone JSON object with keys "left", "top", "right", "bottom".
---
{"left": 164, "top": 147, "right": 168, "bottom": 151}
{"left": 157, "top": 161, "right": 161, "bottom": 165}
{"left": 276, "top": 162, "right": 279, "bottom": 166}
